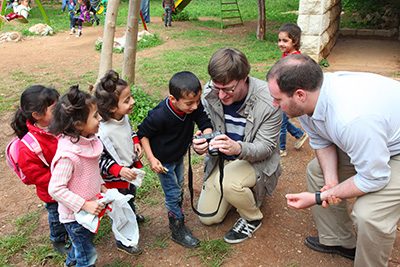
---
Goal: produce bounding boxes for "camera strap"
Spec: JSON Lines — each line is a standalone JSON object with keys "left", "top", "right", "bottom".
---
{"left": 188, "top": 145, "right": 224, "bottom": 217}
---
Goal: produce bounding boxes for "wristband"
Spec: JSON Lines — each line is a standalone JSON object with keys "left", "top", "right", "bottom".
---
{"left": 315, "top": 191, "right": 322, "bottom": 205}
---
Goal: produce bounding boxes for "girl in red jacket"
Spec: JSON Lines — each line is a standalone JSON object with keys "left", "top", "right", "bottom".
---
{"left": 10, "top": 85, "right": 71, "bottom": 255}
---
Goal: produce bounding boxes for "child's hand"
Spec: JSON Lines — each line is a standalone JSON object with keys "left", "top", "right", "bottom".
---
{"left": 89, "top": 11, "right": 94, "bottom": 15}
{"left": 134, "top": 143, "right": 143, "bottom": 159}
{"left": 149, "top": 157, "right": 164, "bottom": 174}
{"left": 81, "top": 200, "right": 104, "bottom": 216}
{"left": 119, "top": 166, "right": 137, "bottom": 181}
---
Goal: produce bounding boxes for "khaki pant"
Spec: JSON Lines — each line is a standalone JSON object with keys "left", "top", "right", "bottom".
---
{"left": 307, "top": 148, "right": 400, "bottom": 267}
{"left": 197, "top": 160, "right": 263, "bottom": 225}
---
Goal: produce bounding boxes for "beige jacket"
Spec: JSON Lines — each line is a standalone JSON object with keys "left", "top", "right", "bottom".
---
{"left": 202, "top": 76, "right": 282, "bottom": 206}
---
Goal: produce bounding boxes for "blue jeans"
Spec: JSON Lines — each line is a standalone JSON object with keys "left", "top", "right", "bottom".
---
{"left": 164, "top": 6, "right": 172, "bottom": 26}
{"left": 140, "top": 0, "right": 150, "bottom": 23}
{"left": 64, "top": 221, "right": 97, "bottom": 267}
{"left": 157, "top": 157, "right": 185, "bottom": 218}
{"left": 280, "top": 113, "right": 304, "bottom": 150}
{"left": 45, "top": 202, "right": 68, "bottom": 243}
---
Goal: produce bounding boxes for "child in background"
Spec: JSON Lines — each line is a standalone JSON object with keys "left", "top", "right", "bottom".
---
{"left": 0, "top": 0, "right": 30, "bottom": 23}
{"left": 9, "top": 85, "right": 71, "bottom": 255}
{"left": 48, "top": 85, "right": 106, "bottom": 267}
{"left": 137, "top": 71, "right": 213, "bottom": 248}
{"left": 95, "top": 70, "right": 144, "bottom": 255}
{"left": 70, "top": 0, "right": 95, "bottom": 37}
{"left": 162, "top": 0, "right": 174, "bottom": 27}
{"left": 277, "top": 23, "right": 308, "bottom": 157}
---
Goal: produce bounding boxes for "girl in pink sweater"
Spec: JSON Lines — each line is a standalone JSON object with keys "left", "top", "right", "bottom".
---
{"left": 48, "top": 85, "right": 106, "bottom": 267}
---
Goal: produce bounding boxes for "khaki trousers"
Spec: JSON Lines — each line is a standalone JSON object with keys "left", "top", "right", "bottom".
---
{"left": 307, "top": 148, "right": 400, "bottom": 267}
{"left": 197, "top": 160, "right": 263, "bottom": 225}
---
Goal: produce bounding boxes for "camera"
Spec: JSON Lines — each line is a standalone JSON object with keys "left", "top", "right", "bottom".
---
{"left": 195, "top": 131, "right": 222, "bottom": 156}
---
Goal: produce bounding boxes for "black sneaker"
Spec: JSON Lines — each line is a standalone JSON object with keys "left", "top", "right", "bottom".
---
{"left": 136, "top": 214, "right": 145, "bottom": 224}
{"left": 116, "top": 240, "right": 142, "bottom": 255}
{"left": 52, "top": 239, "right": 72, "bottom": 255}
{"left": 304, "top": 236, "right": 356, "bottom": 260}
{"left": 224, "top": 217, "right": 262, "bottom": 244}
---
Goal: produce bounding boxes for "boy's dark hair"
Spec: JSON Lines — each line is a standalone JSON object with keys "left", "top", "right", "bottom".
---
{"left": 208, "top": 47, "right": 251, "bottom": 85}
{"left": 95, "top": 70, "right": 129, "bottom": 121}
{"left": 10, "top": 85, "right": 59, "bottom": 139}
{"left": 266, "top": 54, "right": 323, "bottom": 97}
{"left": 169, "top": 71, "right": 202, "bottom": 100}
{"left": 49, "top": 85, "right": 97, "bottom": 142}
{"left": 279, "top": 23, "right": 302, "bottom": 51}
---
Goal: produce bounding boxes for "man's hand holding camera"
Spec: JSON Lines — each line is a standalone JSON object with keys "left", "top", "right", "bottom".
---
{"left": 193, "top": 130, "right": 242, "bottom": 156}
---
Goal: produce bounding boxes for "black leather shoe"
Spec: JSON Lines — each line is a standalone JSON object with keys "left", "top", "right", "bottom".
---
{"left": 305, "top": 236, "right": 355, "bottom": 260}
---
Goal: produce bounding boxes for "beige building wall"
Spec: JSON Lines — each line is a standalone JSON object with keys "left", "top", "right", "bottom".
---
{"left": 297, "top": 0, "right": 342, "bottom": 62}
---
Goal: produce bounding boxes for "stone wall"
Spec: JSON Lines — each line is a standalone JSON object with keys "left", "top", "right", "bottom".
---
{"left": 297, "top": 0, "right": 342, "bottom": 62}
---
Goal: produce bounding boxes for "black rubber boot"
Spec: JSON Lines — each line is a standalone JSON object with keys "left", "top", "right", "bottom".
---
{"left": 168, "top": 216, "right": 200, "bottom": 248}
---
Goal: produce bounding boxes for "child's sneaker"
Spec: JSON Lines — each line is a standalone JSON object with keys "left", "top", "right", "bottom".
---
{"left": 280, "top": 150, "right": 287, "bottom": 157}
{"left": 69, "top": 28, "right": 75, "bottom": 35}
{"left": 76, "top": 30, "right": 81, "bottom": 37}
{"left": 294, "top": 132, "right": 309, "bottom": 150}
{"left": 52, "top": 239, "right": 72, "bottom": 255}
{"left": 224, "top": 217, "right": 262, "bottom": 244}
{"left": 116, "top": 240, "right": 142, "bottom": 255}
{"left": 0, "top": 15, "right": 10, "bottom": 23}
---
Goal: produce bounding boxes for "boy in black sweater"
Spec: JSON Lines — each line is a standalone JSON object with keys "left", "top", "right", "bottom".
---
{"left": 137, "top": 71, "right": 212, "bottom": 248}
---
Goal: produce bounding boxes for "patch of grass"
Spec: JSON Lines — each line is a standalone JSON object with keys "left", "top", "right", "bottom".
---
{"left": 188, "top": 235, "right": 233, "bottom": 267}
{"left": 146, "top": 233, "right": 170, "bottom": 249}
{"left": 0, "top": 209, "right": 57, "bottom": 265}
{"left": 129, "top": 85, "right": 161, "bottom": 128}
{"left": 94, "top": 215, "right": 112, "bottom": 243}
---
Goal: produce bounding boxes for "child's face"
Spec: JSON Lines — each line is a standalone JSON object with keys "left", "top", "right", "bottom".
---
{"left": 278, "top": 31, "right": 297, "bottom": 55}
{"left": 21, "top": 0, "right": 29, "bottom": 6}
{"left": 169, "top": 91, "right": 201, "bottom": 114}
{"left": 80, "top": 104, "right": 102, "bottom": 137}
{"left": 112, "top": 85, "right": 135, "bottom": 120}
{"left": 78, "top": 0, "right": 83, "bottom": 5}
{"left": 35, "top": 102, "right": 57, "bottom": 128}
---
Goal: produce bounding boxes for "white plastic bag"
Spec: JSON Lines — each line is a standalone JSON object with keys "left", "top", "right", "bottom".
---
{"left": 104, "top": 189, "right": 139, "bottom": 247}
{"left": 74, "top": 189, "right": 139, "bottom": 247}
{"left": 74, "top": 197, "right": 111, "bottom": 233}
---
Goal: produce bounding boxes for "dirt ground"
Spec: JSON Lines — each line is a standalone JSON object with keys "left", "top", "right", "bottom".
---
{"left": 0, "top": 17, "right": 400, "bottom": 267}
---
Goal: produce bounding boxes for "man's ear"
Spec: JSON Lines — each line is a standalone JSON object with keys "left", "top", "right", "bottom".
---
{"left": 294, "top": 89, "right": 307, "bottom": 102}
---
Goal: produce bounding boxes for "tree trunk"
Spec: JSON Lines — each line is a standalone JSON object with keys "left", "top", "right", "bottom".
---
{"left": 122, "top": 0, "right": 141, "bottom": 85}
{"left": 256, "top": 0, "right": 266, "bottom": 40}
{"left": 97, "top": 0, "right": 121, "bottom": 84}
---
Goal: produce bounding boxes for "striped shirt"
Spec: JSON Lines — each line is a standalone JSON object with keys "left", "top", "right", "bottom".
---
{"left": 223, "top": 97, "right": 246, "bottom": 159}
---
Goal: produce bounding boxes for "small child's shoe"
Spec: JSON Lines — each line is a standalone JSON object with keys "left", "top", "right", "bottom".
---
{"left": 52, "top": 239, "right": 72, "bottom": 255}
{"left": 69, "top": 28, "right": 75, "bottom": 35}
{"left": 76, "top": 30, "right": 81, "bottom": 37}
{"left": 96, "top": 19, "right": 100, "bottom": 26}
{"left": 280, "top": 150, "right": 287, "bottom": 157}
{"left": 116, "top": 240, "right": 142, "bottom": 255}
{"left": 0, "top": 15, "right": 9, "bottom": 23}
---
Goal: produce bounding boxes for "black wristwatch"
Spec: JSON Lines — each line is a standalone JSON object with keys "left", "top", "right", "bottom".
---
{"left": 315, "top": 191, "right": 322, "bottom": 205}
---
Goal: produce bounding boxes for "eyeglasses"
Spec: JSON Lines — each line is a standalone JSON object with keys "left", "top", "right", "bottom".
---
{"left": 208, "top": 80, "right": 240, "bottom": 94}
